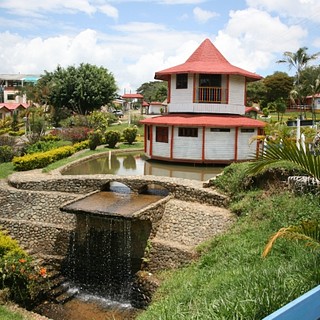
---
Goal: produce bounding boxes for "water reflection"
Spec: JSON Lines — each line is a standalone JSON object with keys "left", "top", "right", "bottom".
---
{"left": 62, "top": 152, "right": 224, "bottom": 181}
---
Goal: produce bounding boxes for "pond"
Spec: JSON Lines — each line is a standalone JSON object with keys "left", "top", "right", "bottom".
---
{"left": 61, "top": 152, "right": 224, "bottom": 181}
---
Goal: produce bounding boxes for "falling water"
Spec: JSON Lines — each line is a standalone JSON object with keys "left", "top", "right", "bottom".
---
{"left": 63, "top": 214, "right": 136, "bottom": 302}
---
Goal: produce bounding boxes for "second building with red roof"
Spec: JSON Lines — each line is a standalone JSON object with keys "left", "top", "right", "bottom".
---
{"left": 140, "top": 38, "right": 266, "bottom": 164}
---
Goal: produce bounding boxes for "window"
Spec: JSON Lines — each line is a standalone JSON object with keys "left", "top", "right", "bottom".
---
{"left": 199, "top": 74, "right": 221, "bottom": 87}
{"left": 210, "top": 128, "right": 230, "bottom": 132}
{"left": 178, "top": 127, "right": 198, "bottom": 137}
{"left": 176, "top": 74, "right": 188, "bottom": 89}
{"left": 156, "top": 126, "right": 168, "bottom": 143}
{"left": 7, "top": 94, "right": 15, "bottom": 100}
{"left": 241, "top": 128, "right": 254, "bottom": 133}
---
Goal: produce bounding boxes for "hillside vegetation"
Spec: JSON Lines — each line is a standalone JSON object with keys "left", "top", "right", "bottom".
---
{"left": 138, "top": 162, "right": 320, "bottom": 320}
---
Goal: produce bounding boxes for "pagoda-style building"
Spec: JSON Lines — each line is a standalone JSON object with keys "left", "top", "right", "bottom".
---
{"left": 140, "top": 38, "right": 265, "bottom": 164}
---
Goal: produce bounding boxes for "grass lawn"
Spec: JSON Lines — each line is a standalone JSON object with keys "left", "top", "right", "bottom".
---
{"left": 0, "top": 305, "right": 24, "bottom": 320}
{"left": 138, "top": 163, "right": 320, "bottom": 320}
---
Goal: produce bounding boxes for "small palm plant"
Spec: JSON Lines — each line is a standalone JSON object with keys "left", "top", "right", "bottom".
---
{"left": 262, "top": 220, "right": 320, "bottom": 257}
{"left": 246, "top": 139, "right": 320, "bottom": 180}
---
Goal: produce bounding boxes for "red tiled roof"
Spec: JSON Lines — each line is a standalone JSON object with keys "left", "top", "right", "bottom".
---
{"left": 0, "top": 103, "right": 29, "bottom": 110}
{"left": 122, "top": 93, "right": 143, "bottom": 99}
{"left": 140, "top": 113, "right": 266, "bottom": 128}
{"left": 155, "top": 38, "right": 262, "bottom": 81}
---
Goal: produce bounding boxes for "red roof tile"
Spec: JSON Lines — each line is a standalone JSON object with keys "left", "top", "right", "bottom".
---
{"left": 140, "top": 113, "right": 266, "bottom": 128}
{"left": 122, "top": 93, "right": 143, "bottom": 99}
{"left": 0, "top": 103, "right": 29, "bottom": 110}
{"left": 155, "top": 39, "right": 262, "bottom": 81}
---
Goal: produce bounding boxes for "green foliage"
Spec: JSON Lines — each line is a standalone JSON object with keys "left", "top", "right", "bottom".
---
{"left": 87, "top": 111, "right": 109, "bottom": 131}
{"left": 105, "top": 130, "right": 121, "bottom": 148}
{"left": 0, "top": 146, "right": 14, "bottom": 163}
{"left": 8, "top": 130, "right": 24, "bottom": 137}
{"left": 136, "top": 81, "right": 167, "bottom": 103}
{"left": 247, "top": 140, "right": 320, "bottom": 180}
{"left": 13, "top": 145, "right": 75, "bottom": 171}
{"left": 138, "top": 189, "right": 320, "bottom": 320}
{"left": 10, "top": 112, "right": 19, "bottom": 132}
{"left": 0, "top": 230, "right": 48, "bottom": 306}
{"left": 73, "top": 140, "right": 89, "bottom": 151}
{"left": 122, "top": 127, "right": 138, "bottom": 145}
{"left": 0, "top": 162, "right": 14, "bottom": 179}
{"left": 26, "top": 140, "right": 70, "bottom": 154}
{"left": 37, "top": 63, "right": 117, "bottom": 116}
{"left": 263, "top": 72, "right": 293, "bottom": 103}
{"left": 246, "top": 80, "right": 267, "bottom": 104}
{"left": 131, "top": 114, "right": 145, "bottom": 127}
{"left": 0, "top": 305, "right": 24, "bottom": 320}
{"left": 88, "top": 130, "right": 103, "bottom": 150}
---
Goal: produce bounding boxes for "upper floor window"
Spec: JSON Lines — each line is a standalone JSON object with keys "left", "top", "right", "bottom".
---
{"left": 199, "top": 74, "right": 221, "bottom": 87}
{"left": 7, "top": 94, "right": 15, "bottom": 100}
{"left": 178, "top": 127, "right": 198, "bottom": 137}
{"left": 176, "top": 74, "right": 188, "bottom": 89}
{"left": 156, "top": 126, "right": 168, "bottom": 143}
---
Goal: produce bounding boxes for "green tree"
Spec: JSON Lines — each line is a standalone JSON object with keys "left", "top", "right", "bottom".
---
{"left": 263, "top": 72, "right": 293, "bottom": 104}
{"left": 37, "top": 63, "right": 117, "bottom": 119}
{"left": 137, "top": 81, "right": 167, "bottom": 103}
{"left": 246, "top": 80, "right": 267, "bottom": 105}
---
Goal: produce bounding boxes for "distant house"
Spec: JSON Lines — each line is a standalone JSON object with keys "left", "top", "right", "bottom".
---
{"left": 0, "top": 102, "right": 29, "bottom": 118}
{"left": 0, "top": 74, "right": 40, "bottom": 104}
{"left": 140, "top": 38, "right": 265, "bottom": 164}
{"left": 148, "top": 101, "right": 164, "bottom": 115}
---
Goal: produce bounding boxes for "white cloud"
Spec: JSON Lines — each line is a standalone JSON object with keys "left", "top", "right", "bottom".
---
{"left": 214, "top": 8, "right": 307, "bottom": 74}
{"left": 193, "top": 7, "right": 219, "bottom": 24}
{"left": 246, "top": 0, "right": 320, "bottom": 23}
{"left": 98, "top": 4, "right": 119, "bottom": 19}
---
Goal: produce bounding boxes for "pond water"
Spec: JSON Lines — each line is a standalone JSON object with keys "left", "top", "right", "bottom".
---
{"left": 62, "top": 152, "right": 224, "bottom": 181}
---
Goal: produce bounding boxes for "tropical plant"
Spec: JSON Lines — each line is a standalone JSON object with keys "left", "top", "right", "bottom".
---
{"left": 246, "top": 139, "right": 320, "bottom": 180}
{"left": 122, "top": 127, "right": 138, "bottom": 145}
{"left": 105, "top": 130, "right": 121, "bottom": 148}
{"left": 88, "top": 130, "right": 103, "bottom": 150}
{"left": 262, "top": 220, "right": 320, "bottom": 258}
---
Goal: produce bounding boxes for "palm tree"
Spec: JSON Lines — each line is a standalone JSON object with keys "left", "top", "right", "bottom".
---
{"left": 277, "top": 47, "right": 320, "bottom": 85}
{"left": 262, "top": 220, "right": 320, "bottom": 257}
{"left": 278, "top": 47, "right": 320, "bottom": 116}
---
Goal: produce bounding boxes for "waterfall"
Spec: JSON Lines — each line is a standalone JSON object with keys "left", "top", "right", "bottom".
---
{"left": 63, "top": 214, "right": 134, "bottom": 302}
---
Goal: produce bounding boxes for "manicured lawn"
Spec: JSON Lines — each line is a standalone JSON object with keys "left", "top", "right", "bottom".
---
{"left": 0, "top": 305, "right": 24, "bottom": 320}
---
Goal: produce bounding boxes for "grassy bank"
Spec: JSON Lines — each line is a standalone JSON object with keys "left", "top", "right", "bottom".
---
{"left": 138, "top": 163, "right": 320, "bottom": 319}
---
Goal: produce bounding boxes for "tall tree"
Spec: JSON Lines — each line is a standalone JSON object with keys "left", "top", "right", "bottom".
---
{"left": 37, "top": 63, "right": 117, "bottom": 117}
{"left": 277, "top": 47, "right": 320, "bottom": 85}
{"left": 263, "top": 72, "right": 293, "bottom": 103}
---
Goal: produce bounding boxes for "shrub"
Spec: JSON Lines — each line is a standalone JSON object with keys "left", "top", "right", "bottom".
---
{"left": 122, "top": 127, "right": 138, "bottom": 145}
{"left": 40, "top": 134, "right": 61, "bottom": 142}
{"left": 0, "top": 135, "right": 16, "bottom": 147}
{"left": 13, "top": 146, "right": 75, "bottom": 171}
{"left": 73, "top": 140, "right": 89, "bottom": 152}
{"left": 105, "top": 130, "right": 121, "bottom": 148}
{"left": 88, "top": 130, "right": 103, "bottom": 150}
{"left": 26, "top": 140, "right": 69, "bottom": 154}
{"left": 0, "top": 146, "right": 14, "bottom": 163}
{"left": 57, "top": 127, "right": 91, "bottom": 143}
{"left": 0, "top": 230, "right": 48, "bottom": 306}
{"left": 8, "top": 130, "right": 24, "bottom": 136}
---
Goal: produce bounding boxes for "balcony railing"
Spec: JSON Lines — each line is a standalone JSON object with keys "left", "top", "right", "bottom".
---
{"left": 195, "top": 87, "right": 228, "bottom": 103}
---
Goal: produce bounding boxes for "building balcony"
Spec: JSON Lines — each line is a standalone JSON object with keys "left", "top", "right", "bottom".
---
{"left": 194, "top": 87, "right": 228, "bottom": 103}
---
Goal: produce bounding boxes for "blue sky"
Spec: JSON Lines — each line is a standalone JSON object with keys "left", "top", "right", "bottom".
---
{"left": 0, "top": 0, "right": 320, "bottom": 93}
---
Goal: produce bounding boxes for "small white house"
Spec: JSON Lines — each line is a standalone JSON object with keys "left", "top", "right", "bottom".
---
{"left": 148, "top": 101, "right": 164, "bottom": 115}
{"left": 140, "top": 38, "right": 265, "bottom": 164}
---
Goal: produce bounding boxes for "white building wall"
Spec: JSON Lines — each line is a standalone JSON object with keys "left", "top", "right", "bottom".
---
{"left": 228, "top": 75, "right": 245, "bottom": 114}
{"left": 169, "top": 74, "right": 194, "bottom": 112}
{"left": 172, "top": 127, "right": 203, "bottom": 160}
{"left": 204, "top": 128, "right": 235, "bottom": 160}
{"left": 150, "top": 126, "right": 171, "bottom": 158}
{"left": 237, "top": 129, "right": 258, "bottom": 160}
